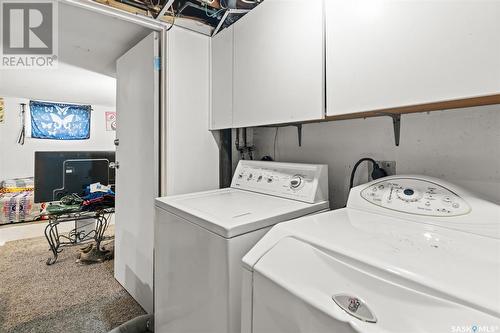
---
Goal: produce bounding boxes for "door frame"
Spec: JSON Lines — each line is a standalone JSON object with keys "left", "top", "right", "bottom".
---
{"left": 61, "top": 1, "right": 168, "bottom": 313}
{"left": 60, "top": 0, "right": 165, "bottom": 30}
{"left": 62, "top": 0, "right": 167, "bottom": 196}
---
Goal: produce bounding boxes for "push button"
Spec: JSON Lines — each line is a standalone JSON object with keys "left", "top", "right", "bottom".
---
{"left": 442, "top": 196, "right": 453, "bottom": 204}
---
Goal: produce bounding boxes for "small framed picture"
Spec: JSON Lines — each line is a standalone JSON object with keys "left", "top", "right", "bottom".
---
{"left": 105, "top": 112, "right": 116, "bottom": 131}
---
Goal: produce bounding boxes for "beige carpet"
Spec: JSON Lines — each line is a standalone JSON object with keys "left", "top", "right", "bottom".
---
{"left": 0, "top": 227, "right": 146, "bottom": 333}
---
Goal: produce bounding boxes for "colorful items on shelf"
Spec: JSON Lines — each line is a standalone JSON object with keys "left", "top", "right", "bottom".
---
{"left": 0, "top": 177, "right": 44, "bottom": 224}
{"left": 0, "top": 177, "right": 35, "bottom": 193}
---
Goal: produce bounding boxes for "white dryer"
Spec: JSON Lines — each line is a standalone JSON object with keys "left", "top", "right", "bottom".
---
{"left": 154, "top": 160, "right": 329, "bottom": 333}
{"left": 242, "top": 175, "right": 500, "bottom": 333}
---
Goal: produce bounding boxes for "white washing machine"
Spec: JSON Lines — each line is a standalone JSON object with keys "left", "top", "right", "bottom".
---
{"left": 154, "top": 160, "right": 329, "bottom": 333}
{"left": 242, "top": 175, "right": 500, "bottom": 333}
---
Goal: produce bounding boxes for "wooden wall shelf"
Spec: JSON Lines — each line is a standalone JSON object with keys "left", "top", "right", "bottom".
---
{"left": 258, "top": 94, "right": 500, "bottom": 147}
{"left": 321, "top": 94, "right": 500, "bottom": 123}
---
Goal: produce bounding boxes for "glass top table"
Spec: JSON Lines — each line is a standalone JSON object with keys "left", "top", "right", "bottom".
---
{"left": 42, "top": 207, "right": 115, "bottom": 265}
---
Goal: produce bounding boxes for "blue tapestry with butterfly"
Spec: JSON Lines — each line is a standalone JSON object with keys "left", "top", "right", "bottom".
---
{"left": 30, "top": 101, "right": 91, "bottom": 140}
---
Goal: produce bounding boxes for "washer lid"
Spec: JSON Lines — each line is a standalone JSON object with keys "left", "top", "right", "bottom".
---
{"left": 155, "top": 188, "right": 329, "bottom": 238}
{"left": 243, "top": 208, "right": 500, "bottom": 317}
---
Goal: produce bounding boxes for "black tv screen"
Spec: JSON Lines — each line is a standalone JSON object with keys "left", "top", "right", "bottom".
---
{"left": 34, "top": 151, "right": 115, "bottom": 203}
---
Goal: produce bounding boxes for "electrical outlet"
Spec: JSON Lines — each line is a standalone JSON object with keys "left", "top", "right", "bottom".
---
{"left": 368, "top": 161, "right": 396, "bottom": 181}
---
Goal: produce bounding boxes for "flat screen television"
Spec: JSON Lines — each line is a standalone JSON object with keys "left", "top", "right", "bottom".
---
{"left": 34, "top": 151, "right": 115, "bottom": 203}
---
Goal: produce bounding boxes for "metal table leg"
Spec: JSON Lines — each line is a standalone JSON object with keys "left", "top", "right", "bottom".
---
{"left": 94, "top": 213, "right": 110, "bottom": 258}
{"left": 44, "top": 218, "right": 61, "bottom": 265}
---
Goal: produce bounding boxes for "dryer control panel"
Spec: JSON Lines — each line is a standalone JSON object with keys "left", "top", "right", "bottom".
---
{"left": 361, "top": 178, "right": 471, "bottom": 216}
{"left": 231, "top": 160, "right": 328, "bottom": 204}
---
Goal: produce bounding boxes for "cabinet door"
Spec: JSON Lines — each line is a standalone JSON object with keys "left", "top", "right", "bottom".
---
{"left": 326, "top": 0, "right": 500, "bottom": 116}
{"left": 210, "top": 26, "right": 234, "bottom": 130}
{"left": 233, "top": 0, "right": 325, "bottom": 128}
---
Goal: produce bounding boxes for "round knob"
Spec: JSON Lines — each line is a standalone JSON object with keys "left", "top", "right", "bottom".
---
{"left": 290, "top": 175, "right": 303, "bottom": 189}
{"left": 403, "top": 188, "right": 414, "bottom": 196}
{"left": 397, "top": 188, "right": 422, "bottom": 202}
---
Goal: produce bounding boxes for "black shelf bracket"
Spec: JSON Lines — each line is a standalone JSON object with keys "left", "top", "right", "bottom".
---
{"left": 377, "top": 113, "right": 401, "bottom": 146}
{"left": 296, "top": 124, "right": 303, "bottom": 147}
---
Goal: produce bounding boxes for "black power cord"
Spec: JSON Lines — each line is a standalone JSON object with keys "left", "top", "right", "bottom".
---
{"left": 349, "top": 158, "right": 388, "bottom": 190}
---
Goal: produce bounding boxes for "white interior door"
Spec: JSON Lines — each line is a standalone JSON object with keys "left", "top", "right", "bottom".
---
{"left": 115, "top": 31, "right": 159, "bottom": 314}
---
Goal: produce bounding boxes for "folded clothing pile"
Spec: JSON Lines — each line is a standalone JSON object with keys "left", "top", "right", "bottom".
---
{"left": 45, "top": 183, "right": 115, "bottom": 215}
{"left": 82, "top": 183, "right": 115, "bottom": 211}
{"left": 46, "top": 193, "right": 83, "bottom": 215}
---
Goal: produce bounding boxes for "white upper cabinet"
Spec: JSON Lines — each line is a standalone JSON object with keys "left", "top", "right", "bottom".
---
{"left": 232, "top": 0, "right": 325, "bottom": 128}
{"left": 210, "top": 25, "right": 234, "bottom": 130}
{"left": 326, "top": 0, "right": 500, "bottom": 116}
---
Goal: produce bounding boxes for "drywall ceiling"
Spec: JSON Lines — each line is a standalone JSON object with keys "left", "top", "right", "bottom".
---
{"left": 0, "top": 62, "right": 117, "bottom": 106}
{"left": 59, "top": 2, "right": 152, "bottom": 77}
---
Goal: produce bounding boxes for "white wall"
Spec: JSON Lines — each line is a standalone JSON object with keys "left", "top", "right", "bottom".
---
{"left": 252, "top": 105, "right": 500, "bottom": 209}
{"left": 165, "top": 26, "right": 219, "bottom": 195}
{"left": 0, "top": 96, "right": 115, "bottom": 180}
{"left": 0, "top": 62, "right": 116, "bottom": 107}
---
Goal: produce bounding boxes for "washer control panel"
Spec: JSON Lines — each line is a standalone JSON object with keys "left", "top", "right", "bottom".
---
{"left": 231, "top": 161, "right": 328, "bottom": 203}
{"left": 361, "top": 178, "right": 471, "bottom": 216}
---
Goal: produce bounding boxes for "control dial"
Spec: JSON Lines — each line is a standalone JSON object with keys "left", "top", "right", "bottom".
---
{"left": 290, "top": 175, "right": 304, "bottom": 189}
{"left": 397, "top": 187, "right": 423, "bottom": 202}
{"left": 360, "top": 178, "right": 471, "bottom": 217}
